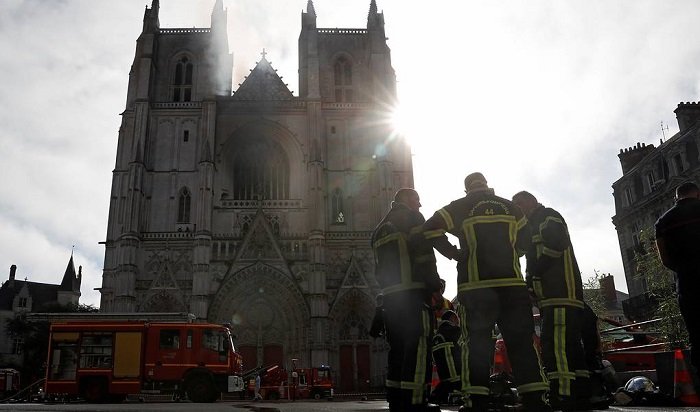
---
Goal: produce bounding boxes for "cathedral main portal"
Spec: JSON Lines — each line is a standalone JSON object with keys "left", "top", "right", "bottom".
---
{"left": 208, "top": 262, "right": 309, "bottom": 371}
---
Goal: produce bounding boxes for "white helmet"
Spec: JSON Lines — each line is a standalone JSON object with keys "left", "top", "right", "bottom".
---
{"left": 624, "top": 376, "right": 656, "bottom": 393}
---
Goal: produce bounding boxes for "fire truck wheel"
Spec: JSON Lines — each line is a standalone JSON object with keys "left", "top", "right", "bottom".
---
{"left": 186, "top": 376, "right": 218, "bottom": 403}
{"left": 81, "top": 378, "right": 107, "bottom": 403}
{"left": 311, "top": 390, "right": 322, "bottom": 400}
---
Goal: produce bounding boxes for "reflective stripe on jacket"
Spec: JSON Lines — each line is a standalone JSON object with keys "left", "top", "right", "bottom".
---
{"left": 423, "top": 189, "right": 528, "bottom": 291}
{"left": 372, "top": 203, "right": 440, "bottom": 295}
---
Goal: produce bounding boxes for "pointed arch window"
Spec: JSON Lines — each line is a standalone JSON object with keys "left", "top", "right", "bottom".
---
{"left": 334, "top": 57, "right": 353, "bottom": 102}
{"left": 177, "top": 187, "right": 191, "bottom": 223}
{"left": 268, "top": 215, "right": 281, "bottom": 236}
{"left": 332, "top": 188, "right": 345, "bottom": 224}
{"left": 240, "top": 215, "right": 253, "bottom": 237}
{"left": 172, "top": 56, "right": 194, "bottom": 102}
{"left": 232, "top": 140, "right": 289, "bottom": 200}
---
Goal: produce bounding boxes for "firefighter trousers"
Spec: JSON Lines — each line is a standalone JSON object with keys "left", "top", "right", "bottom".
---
{"left": 540, "top": 305, "right": 589, "bottom": 401}
{"left": 457, "top": 286, "right": 549, "bottom": 404}
{"left": 678, "top": 277, "right": 700, "bottom": 371}
{"left": 383, "top": 290, "right": 433, "bottom": 411}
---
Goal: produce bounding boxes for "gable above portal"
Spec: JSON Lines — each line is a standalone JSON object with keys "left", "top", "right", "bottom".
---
{"left": 232, "top": 56, "right": 293, "bottom": 101}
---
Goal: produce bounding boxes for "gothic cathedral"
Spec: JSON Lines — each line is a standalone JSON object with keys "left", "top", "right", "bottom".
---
{"left": 99, "top": 0, "right": 413, "bottom": 391}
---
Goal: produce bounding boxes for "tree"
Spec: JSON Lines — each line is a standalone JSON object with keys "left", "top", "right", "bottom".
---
{"left": 4, "top": 302, "right": 98, "bottom": 387}
{"left": 582, "top": 270, "right": 606, "bottom": 318}
{"left": 634, "top": 228, "right": 688, "bottom": 350}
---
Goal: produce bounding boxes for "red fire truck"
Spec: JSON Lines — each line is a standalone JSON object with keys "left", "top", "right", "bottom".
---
{"left": 42, "top": 313, "right": 245, "bottom": 403}
{"left": 249, "top": 362, "right": 333, "bottom": 400}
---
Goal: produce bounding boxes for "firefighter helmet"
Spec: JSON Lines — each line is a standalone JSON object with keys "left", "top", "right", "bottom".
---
{"left": 441, "top": 310, "right": 458, "bottom": 322}
{"left": 623, "top": 376, "right": 656, "bottom": 393}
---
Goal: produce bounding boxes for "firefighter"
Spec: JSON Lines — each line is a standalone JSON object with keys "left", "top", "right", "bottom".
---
{"left": 431, "top": 310, "right": 462, "bottom": 405}
{"left": 512, "top": 190, "right": 589, "bottom": 411}
{"left": 421, "top": 173, "right": 550, "bottom": 412}
{"left": 372, "top": 188, "right": 458, "bottom": 412}
{"left": 655, "top": 181, "right": 700, "bottom": 374}
{"left": 431, "top": 278, "right": 455, "bottom": 323}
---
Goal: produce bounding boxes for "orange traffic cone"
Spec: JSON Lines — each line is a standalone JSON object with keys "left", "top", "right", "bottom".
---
{"left": 430, "top": 363, "right": 440, "bottom": 393}
{"left": 673, "top": 348, "right": 700, "bottom": 406}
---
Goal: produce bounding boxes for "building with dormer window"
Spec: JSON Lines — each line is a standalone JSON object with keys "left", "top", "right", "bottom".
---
{"left": 98, "top": 0, "right": 410, "bottom": 391}
{"left": 612, "top": 102, "right": 700, "bottom": 305}
{"left": 0, "top": 257, "right": 82, "bottom": 365}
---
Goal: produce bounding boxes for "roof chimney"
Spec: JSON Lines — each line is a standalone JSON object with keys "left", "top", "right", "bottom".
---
{"left": 617, "top": 142, "right": 655, "bottom": 174}
{"left": 9, "top": 265, "right": 16, "bottom": 288}
{"left": 674, "top": 102, "right": 700, "bottom": 133}
{"left": 600, "top": 274, "right": 617, "bottom": 304}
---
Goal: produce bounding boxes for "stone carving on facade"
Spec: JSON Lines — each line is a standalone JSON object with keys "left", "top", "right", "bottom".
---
{"left": 339, "top": 311, "right": 369, "bottom": 341}
{"left": 210, "top": 262, "right": 228, "bottom": 280}
{"left": 234, "top": 211, "right": 289, "bottom": 273}
{"left": 329, "top": 288, "right": 374, "bottom": 344}
{"left": 145, "top": 250, "right": 192, "bottom": 288}
{"left": 340, "top": 254, "right": 368, "bottom": 289}
{"left": 139, "top": 289, "right": 187, "bottom": 312}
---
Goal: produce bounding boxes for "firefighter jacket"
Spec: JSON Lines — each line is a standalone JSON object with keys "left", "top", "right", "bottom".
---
{"left": 655, "top": 197, "right": 700, "bottom": 275}
{"left": 523, "top": 204, "right": 583, "bottom": 308}
{"left": 432, "top": 320, "right": 461, "bottom": 383}
{"left": 422, "top": 188, "right": 528, "bottom": 292}
{"left": 372, "top": 202, "right": 441, "bottom": 295}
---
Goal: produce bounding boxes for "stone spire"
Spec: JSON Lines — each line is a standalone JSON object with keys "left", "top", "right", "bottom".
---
{"left": 142, "top": 0, "right": 160, "bottom": 33}
{"left": 367, "top": 0, "right": 383, "bottom": 29}
{"left": 302, "top": 0, "right": 317, "bottom": 30}
{"left": 211, "top": 0, "right": 226, "bottom": 29}
{"left": 59, "top": 254, "right": 81, "bottom": 293}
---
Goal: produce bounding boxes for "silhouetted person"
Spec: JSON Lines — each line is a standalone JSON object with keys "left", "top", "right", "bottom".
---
{"left": 372, "top": 188, "right": 454, "bottom": 412}
{"left": 512, "top": 190, "right": 588, "bottom": 411}
{"left": 655, "top": 181, "right": 700, "bottom": 372}
{"left": 431, "top": 310, "right": 462, "bottom": 405}
{"left": 422, "top": 173, "right": 550, "bottom": 412}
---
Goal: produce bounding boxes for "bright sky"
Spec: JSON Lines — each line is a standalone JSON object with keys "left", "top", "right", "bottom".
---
{"left": 2, "top": 0, "right": 700, "bottom": 307}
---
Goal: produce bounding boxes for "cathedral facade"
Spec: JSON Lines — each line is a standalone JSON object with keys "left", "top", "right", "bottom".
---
{"left": 98, "top": 0, "right": 413, "bottom": 391}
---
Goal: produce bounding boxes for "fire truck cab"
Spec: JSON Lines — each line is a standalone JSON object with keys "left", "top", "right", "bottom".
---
{"left": 295, "top": 365, "right": 333, "bottom": 400}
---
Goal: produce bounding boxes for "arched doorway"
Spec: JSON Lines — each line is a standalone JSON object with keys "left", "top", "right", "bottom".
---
{"left": 330, "top": 288, "right": 375, "bottom": 392}
{"left": 208, "top": 262, "right": 310, "bottom": 370}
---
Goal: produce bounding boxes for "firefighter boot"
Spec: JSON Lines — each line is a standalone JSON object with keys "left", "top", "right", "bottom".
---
{"left": 572, "top": 376, "right": 597, "bottom": 411}
{"left": 458, "top": 394, "right": 490, "bottom": 411}
{"left": 587, "top": 371, "right": 610, "bottom": 410}
{"left": 521, "top": 391, "right": 553, "bottom": 412}
{"left": 387, "top": 387, "right": 402, "bottom": 412}
{"left": 549, "top": 395, "right": 576, "bottom": 412}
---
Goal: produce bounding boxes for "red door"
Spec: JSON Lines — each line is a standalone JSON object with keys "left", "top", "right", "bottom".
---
{"left": 264, "top": 344, "right": 283, "bottom": 367}
{"left": 238, "top": 345, "right": 257, "bottom": 371}
{"left": 339, "top": 345, "right": 353, "bottom": 392}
